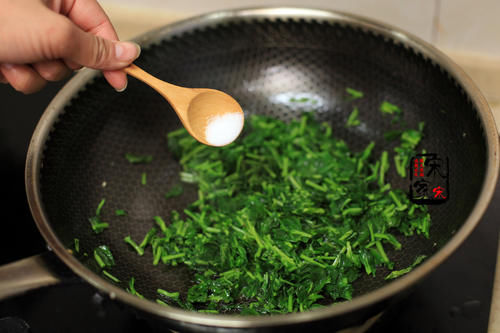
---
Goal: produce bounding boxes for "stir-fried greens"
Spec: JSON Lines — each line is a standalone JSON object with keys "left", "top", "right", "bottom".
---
{"left": 83, "top": 97, "right": 430, "bottom": 314}
{"left": 121, "top": 113, "right": 428, "bottom": 314}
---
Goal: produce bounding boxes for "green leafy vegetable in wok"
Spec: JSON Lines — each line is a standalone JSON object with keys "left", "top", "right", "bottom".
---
{"left": 88, "top": 198, "right": 109, "bottom": 234}
{"left": 380, "top": 101, "right": 402, "bottom": 115}
{"left": 126, "top": 277, "right": 144, "bottom": 299}
{"left": 127, "top": 113, "right": 429, "bottom": 314}
{"left": 73, "top": 238, "right": 80, "bottom": 253}
{"left": 346, "top": 107, "right": 361, "bottom": 127}
{"left": 165, "top": 184, "right": 184, "bottom": 199}
{"left": 124, "top": 236, "right": 145, "bottom": 256}
{"left": 94, "top": 245, "right": 115, "bottom": 268}
{"left": 125, "top": 153, "right": 153, "bottom": 164}
{"left": 115, "top": 209, "right": 127, "bottom": 216}
{"left": 345, "top": 87, "right": 364, "bottom": 100}
{"left": 385, "top": 255, "right": 427, "bottom": 280}
{"left": 102, "top": 270, "right": 120, "bottom": 283}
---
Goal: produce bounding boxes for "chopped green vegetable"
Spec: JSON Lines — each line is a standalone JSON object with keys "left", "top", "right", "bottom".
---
{"left": 94, "top": 245, "right": 115, "bottom": 268}
{"left": 392, "top": 123, "right": 425, "bottom": 178}
{"left": 153, "top": 216, "right": 168, "bottom": 234}
{"left": 74, "top": 238, "right": 80, "bottom": 253}
{"left": 345, "top": 87, "right": 364, "bottom": 100}
{"left": 385, "top": 255, "right": 427, "bottom": 280}
{"left": 346, "top": 107, "right": 361, "bottom": 127}
{"left": 378, "top": 151, "right": 389, "bottom": 188}
{"left": 89, "top": 218, "right": 109, "bottom": 234}
{"left": 124, "top": 236, "right": 144, "bottom": 256}
{"left": 96, "top": 198, "right": 106, "bottom": 215}
{"left": 157, "top": 289, "right": 180, "bottom": 299}
{"left": 290, "top": 97, "right": 316, "bottom": 103}
{"left": 156, "top": 299, "right": 169, "bottom": 306}
{"left": 393, "top": 154, "right": 407, "bottom": 178}
{"left": 165, "top": 184, "right": 183, "bottom": 199}
{"left": 379, "top": 100, "right": 425, "bottom": 178}
{"left": 115, "top": 209, "right": 127, "bottom": 216}
{"left": 88, "top": 198, "right": 109, "bottom": 234}
{"left": 88, "top": 217, "right": 109, "bottom": 234}
{"left": 380, "top": 101, "right": 402, "bottom": 115}
{"left": 126, "top": 277, "right": 144, "bottom": 299}
{"left": 141, "top": 172, "right": 147, "bottom": 185}
{"left": 125, "top": 153, "right": 153, "bottom": 164}
{"left": 139, "top": 227, "right": 157, "bottom": 249}
{"left": 128, "top": 113, "right": 431, "bottom": 314}
{"left": 102, "top": 270, "right": 120, "bottom": 283}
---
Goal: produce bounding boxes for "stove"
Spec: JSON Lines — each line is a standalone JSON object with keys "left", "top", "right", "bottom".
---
{"left": 0, "top": 81, "right": 498, "bottom": 333}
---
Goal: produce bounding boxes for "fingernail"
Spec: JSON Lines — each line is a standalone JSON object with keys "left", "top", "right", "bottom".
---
{"left": 115, "top": 42, "right": 141, "bottom": 62}
{"left": 115, "top": 80, "right": 128, "bottom": 93}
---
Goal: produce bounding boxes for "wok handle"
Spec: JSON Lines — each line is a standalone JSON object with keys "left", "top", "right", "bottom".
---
{"left": 0, "top": 252, "right": 69, "bottom": 300}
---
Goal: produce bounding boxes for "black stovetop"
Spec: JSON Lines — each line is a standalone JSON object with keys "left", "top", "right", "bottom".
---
{"left": 0, "top": 81, "right": 498, "bottom": 333}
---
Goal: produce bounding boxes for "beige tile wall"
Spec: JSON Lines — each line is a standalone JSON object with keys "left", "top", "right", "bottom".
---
{"left": 100, "top": 0, "right": 500, "bottom": 57}
{"left": 438, "top": 0, "right": 500, "bottom": 56}
{"left": 101, "top": 0, "right": 436, "bottom": 42}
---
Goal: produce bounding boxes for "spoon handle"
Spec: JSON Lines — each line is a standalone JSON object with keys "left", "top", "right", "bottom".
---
{"left": 123, "top": 64, "right": 184, "bottom": 98}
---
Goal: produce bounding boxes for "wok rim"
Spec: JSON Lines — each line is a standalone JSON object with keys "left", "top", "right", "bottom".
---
{"left": 25, "top": 7, "right": 499, "bottom": 328}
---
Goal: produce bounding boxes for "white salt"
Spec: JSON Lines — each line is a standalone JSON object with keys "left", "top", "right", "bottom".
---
{"left": 205, "top": 113, "right": 244, "bottom": 146}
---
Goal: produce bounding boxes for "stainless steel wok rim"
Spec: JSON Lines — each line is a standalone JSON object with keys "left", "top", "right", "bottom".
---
{"left": 25, "top": 7, "right": 499, "bottom": 328}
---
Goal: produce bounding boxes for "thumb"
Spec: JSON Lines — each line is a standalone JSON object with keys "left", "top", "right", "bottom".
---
{"left": 63, "top": 24, "right": 141, "bottom": 70}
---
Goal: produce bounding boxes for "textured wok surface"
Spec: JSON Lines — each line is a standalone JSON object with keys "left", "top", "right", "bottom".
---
{"left": 40, "top": 19, "right": 486, "bottom": 302}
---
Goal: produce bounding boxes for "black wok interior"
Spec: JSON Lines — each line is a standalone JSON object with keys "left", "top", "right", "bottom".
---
{"left": 39, "top": 19, "right": 487, "bottom": 304}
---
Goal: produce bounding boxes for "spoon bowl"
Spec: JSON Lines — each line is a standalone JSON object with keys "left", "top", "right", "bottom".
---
{"left": 123, "top": 64, "right": 244, "bottom": 146}
{"left": 187, "top": 90, "right": 244, "bottom": 146}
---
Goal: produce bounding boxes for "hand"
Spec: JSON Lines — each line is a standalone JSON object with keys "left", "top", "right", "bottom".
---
{"left": 0, "top": 0, "right": 141, "bottom": 94}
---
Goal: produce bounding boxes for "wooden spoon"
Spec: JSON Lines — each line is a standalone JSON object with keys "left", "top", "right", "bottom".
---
{"left": 123, "top": 64, "right": 244, "bottom": 147}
